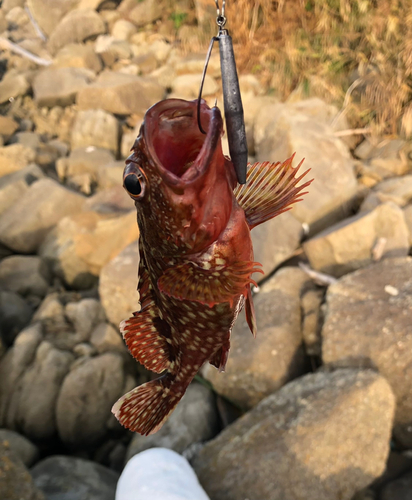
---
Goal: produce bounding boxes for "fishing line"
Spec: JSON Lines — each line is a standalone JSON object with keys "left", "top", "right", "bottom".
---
{"left": 197, "top": 0, "right": 248, "bottom": 185}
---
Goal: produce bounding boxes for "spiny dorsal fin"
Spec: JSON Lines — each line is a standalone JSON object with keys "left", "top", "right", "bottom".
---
{"left": 158, "top": 260, "right": 263, "bottom": 307}
{"left": 234, "top": 154, "right": 313, "bottom": 229}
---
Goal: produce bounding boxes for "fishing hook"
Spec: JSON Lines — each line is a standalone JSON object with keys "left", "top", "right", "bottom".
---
{"left": 197, "top": 0, "right": 248, "bottom": 184}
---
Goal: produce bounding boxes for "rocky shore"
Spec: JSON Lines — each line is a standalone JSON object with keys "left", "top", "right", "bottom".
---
{"left": 0, "top": 1, "right": 412, "bottom": 500}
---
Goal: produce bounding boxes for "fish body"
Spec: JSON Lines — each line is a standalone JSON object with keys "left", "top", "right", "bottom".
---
{"left": 112, "top": 98, "right": 311, "bottom": 435}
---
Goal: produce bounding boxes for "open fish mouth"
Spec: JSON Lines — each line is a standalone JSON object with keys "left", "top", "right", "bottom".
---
{"left": 144, "top": 99, "right": 223, "bottom": 186}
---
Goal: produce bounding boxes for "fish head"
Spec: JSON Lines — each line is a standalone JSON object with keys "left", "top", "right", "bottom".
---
{"left": 123, "top": 99, "right": 237, "bottom": 255}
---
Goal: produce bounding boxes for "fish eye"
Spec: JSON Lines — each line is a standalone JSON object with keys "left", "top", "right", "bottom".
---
{"left": 123, "top": 168, "right": 146, "bottom": 200}
{"left": 124, "top": 174, "right": 142, "bottom": 196}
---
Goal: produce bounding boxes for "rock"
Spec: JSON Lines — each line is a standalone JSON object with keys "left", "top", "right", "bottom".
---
{"left": 0, "top": 442, "right": 44, "bottom": 500}
{"left": 26, "top": 0, "right": 78, "bottom": 36}
{"left": 40, "top": 209, "right": 139, "bottom": 289}
{"left": 99, "top": 241, "right": 139, "bottom": 327}
{"left": 76, "top": 71, "right": 165, "bottom": 115}
{"left": 301, "top": 288, "right": 323, "bottom": 357}
{"left": 0, "top": 429, "right": 39, "bottom": 467}
{"left": 0, "top": 164, "right": 44, "bottom": 216}
{"left": 71, "top": 109, "right": 119, "bottom": 154}
{"left": 95, "top": 35, "right": 133, "bottom": 66}
{"left": 90, "top": 322, "right": 125, "bottom": 354}
{"left": 254, "top": 98, "right": 358, "bottom": 232}
{"left": 193, "top": 369, "right": 395, "bottom": 500}
{"left": 171, "top": 73, "right": 218, "bottom": 99}
{"left": 174, "top": 51, "right": 221, "bottom": 77}
{"left": 360, "top": 176, "right": 412, "bottom": 213}
{"left": 48, "top": 8, "right": 106, "bottom": 55}
{"left": 252, "top": 211, "right": 303, "bottom": 278}
{"left": 112, "top": 19, "right": 137, "bottom": 40}
{"left": 127, "top": 0, "right": 163, "bottom": 27}
{"left": 83, "top": 185, "right": 132, "bottom": 213}
{"left": 381, "top": 470, "right": 412, "bottom": 500}
{"left": 0, "top": 256, "right": 50, "bottom": 298}
{"left": 303, "top": 203, "right": 409, "bottom": 277}
{"left": 2, "top": 0, "right": 25, "bottom": 12}
{"left": 118, "top": 448, "right": 210, "bottom": 500}
{"left": 53, "top": 42, "right": 103, "bottom": 72}
{"left": 404, "top": 204, "right": 412, "bottom": 245}
{"left": 10, "top": 341, "right": 73, "bottom": 440}
{"left": 0, "top": 72, "right": 30, "bottom": 104}
{"left": 56, "top": 146, "right": 115, "bottom": 183}
{"left": 9, "top": 131, "right": 41, "bottom": 150}
{"left": 0, "top": 178, "right": 86, "bottom": 253}
{"left": 32, "top": 455, "right": 119, "bottom": 500}
{"left": 56, "top": 353, "right": 126, "bottom": 447}
{"left": 0, "top": 143, "right": 36, "bottom": 178}
{"left": 322, "top": 257, "right": 412, "bottom": 447}
{"left": 33, "top": 67, "right": 94, "bottom": 108}
{"left": 65, "top": 298, "right": 105, "bottom": 342}
{"left": 0, "top": 324, "right": 42, "bottom": 427}
{"left": 202, "top": 267, "right": 308, "bottom": 409}
{"left": 126, "top": 382, "right": 219, "bottom": 460}
{"left": 97, "top": 160, "right": 126, "bottom": 189}
{"left": 0, "top": 290, "right": 33, "bottom": 346}
{"left": 0, "top": 115, "right": 18, "bottom": 141}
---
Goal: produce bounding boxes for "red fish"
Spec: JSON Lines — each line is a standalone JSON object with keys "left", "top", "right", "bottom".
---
{"left": 112, "top": 98, "right": 311, "bottom": 435}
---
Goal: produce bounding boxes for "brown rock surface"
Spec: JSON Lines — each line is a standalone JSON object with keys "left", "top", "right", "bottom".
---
{"left": 71, "top": 109, "right": 119, "bottom": 154}
{"left": 193, "top": 369, "right": 395, "bottom": 500}
{"left": 322, "top": 257, "right": 412, "bottom": 447}
{"left": 0, "top": 144, "right": 36, "bottom": 178}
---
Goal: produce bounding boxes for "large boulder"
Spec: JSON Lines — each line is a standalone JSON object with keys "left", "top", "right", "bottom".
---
{"left": 76, "top": 71, "right": 164, "bottom": 115}
{"left": 254, "top": 98, "right": 358, "bottom": 232}
{"left": 303, "top": 203, "right": 409, "bottom": 276}
{"left": 0, "top": 178, "right": 86, "bottom": 253}
{"left": 0, "top": 165, "right": 44, "bottom": 216}
{"left": 193, "top": 369, "right": 395, "bottom": 500}
{"left": 322, "top": 257, "right": 412, "bottom": 447}
{"left": 202, "top": 267, "right": 308, "bottom": 409}
{"left": 32, "top": 455, "right": 119, "bottom": 500}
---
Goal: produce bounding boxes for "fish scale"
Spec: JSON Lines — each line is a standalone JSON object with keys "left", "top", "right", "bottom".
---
{"left": 112, "top": 98, "right": 312, "bottom": 436}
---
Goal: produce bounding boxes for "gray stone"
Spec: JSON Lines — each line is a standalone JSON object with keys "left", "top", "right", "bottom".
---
{"left": 360, "top": 176, "right": 412, "bottom": 213}
{"left": 39, "top": 209, "right": 139, "bottom": 289}
{"left": 127, "top": 0, "right": 163, "bottom": 26}
{"left": 48, "top": 8, "right": 106, "bottom": 55}
{"left": 0, "top": 143, "right": 36, "bottom": 177}
{"left": 56, "top": 353, "right": 126, "bottom": 447}
{"left": 404, "top": 204, "right": 412, "bottom": 246}
{"left": 2, "top": 0, "right": 25, "bottom": 12}
{"left": 322, "top": 257, "right": 412, "bottom": 447}
{"left": 65, "top": 298, "right": 105, "bottom": 342}
{"left": 0, "top": 429, "right": 39, "bottom": 467}
{"left": 53, "top": 42, "right": 103, "bottom": 73}
{"left": 76, "top": 71, "right": 164, "bottom": 115}
{"left": 0, "top": 178, "right": 86, "bottom": 253}
{"left": 171, "top": 73, "right": 218, "bottom": 99}
{"left": 71, "top": 109, "right": 119, "bottom": 154}
{"left": 193, "top": 369, "right": 395, "bottom": 500}
{"left": 0, "top": 256, "right": 50, "bottom": 298}
{"left": 99, "top": 241, "right": 139, "bottom": 327}
{"left": 254, "top": 98, "right": 358, "bottom": 232}
{"left": 252, "top": 211, "right": 302, "bottom": 279}
{"left": 83, "top": 185, "right": 133, "bottom": 213}
{"left": 0, "top": 442, "right": 44, "bottom": 500}
{"left": 33, "top": 67, "right": 94, "bottom": 108}
{"left": 32, "top": 455, "right": 119, "bottom": 500}
{"left": 96, "top": 161, "right": 127, "bottom": 189}
{"left": 0, "top": 164, "right": 44, "bottom": 216}
{"left": 11, "top": 341, "right": 73, "bottom": 440}
{"left": 9, "top": 131, "right": 41, "bottom": 150}
{"left": 0, "top": 290, "right": 33, "bottom": 346}
{"left": 111, "top": 19, "right": 137, "bottom": 40}
{"left": 90, "top": 322, "right": 125, "bottom": 354}
{"left": 0, "top": 72, "right": 30, "bottom": 105}
{"left": 202, "top": 267, "right": 308, "bottom": 409}
{"left": 381, "top": 470, "right": 412, "bottom": 500}
{"left": 95, "top": 35, "right": 133, "bottom": 66}
{"left": 304, "top": 203, "right": 409, "bottom": 277}
{"left": 126, "top": 382, "right": 219, "bottom": 461}
{"left": 301, "top": 288, "right": 323, "bottom": 357}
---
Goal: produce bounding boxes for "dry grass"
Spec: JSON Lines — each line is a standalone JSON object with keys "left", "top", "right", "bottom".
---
{"left": 173, "top": 0, "right": 412, "bottom": 138}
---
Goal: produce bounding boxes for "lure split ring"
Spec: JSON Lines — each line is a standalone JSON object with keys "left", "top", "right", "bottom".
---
{"left": 197, "top": 0, "right": 248, "bottom": 185}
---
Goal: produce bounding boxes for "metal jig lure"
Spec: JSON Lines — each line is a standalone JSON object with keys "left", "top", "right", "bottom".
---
{"left": 197, "top": 0, "right": 248, "bottom": 185}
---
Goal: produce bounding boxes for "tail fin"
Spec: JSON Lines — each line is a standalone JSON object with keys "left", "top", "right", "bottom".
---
{"left": 112, "top": 378, "right": 181, "bottom": 436}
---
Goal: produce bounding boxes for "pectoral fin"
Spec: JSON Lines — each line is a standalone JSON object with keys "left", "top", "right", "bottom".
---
{"left": 245, "top": 284, "right": 257, "bottom": 338}
{"left": 234, "top": 155, "right": 312, "bottom": 229}
{"left": 158, "top": 260, "right": 263, "bottom": 307}
{"left": 209, "top": 338, "right": 230, "bottom": 372}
